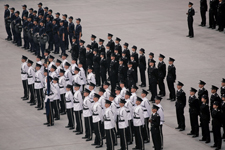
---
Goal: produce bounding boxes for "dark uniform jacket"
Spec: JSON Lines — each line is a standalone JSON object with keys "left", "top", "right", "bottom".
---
{"left": 200, "top": 0, "right": 208, "bottom": 11}
{"left": 98, "top": 45, "right": 105, "bottom": 55}
{"left": 210, "top": 93, "right": 221, "bottom": 110}
{"left": 38, "top": 8, "right": 44, "bottom": 16}
{"left": 139, "top": 54, "right": 146, "bottom": 70}
{"left": 176, "top": 89, "right": 186, "bottom": 108}
{"left": 45, "top": 21, "right": 53, "bottom": 33}
{"left": 100, "top": 58, "right": 107, "bottom": 74}
{"left": 109, "top": 60, "right": 118, "bottom": 76}
{"left": 123, "top": 48, "right": 130, "bottom": 61}
{"left": 93, "top": 54, "right": 100, "bottom": 68}
{"left": 118, "top": 65, "right": 127, "bottom": 82}
{"left": 86, "top": 50, "right": 93, "bottom": 67}
{"left": 187, "top": 7, "right": 195, "bottom": 20}
{"left": 91, "top": 41, "right": 98, "bottom": 50}
{"left": 209, "top": 0, "right": 219, "bottom": 11}
{"left": 148, "top": 66, "right": 158, "bottom": 83}
{"left": 151, "top": 113, "right": 160, "bottom": 128}
{"left": 221, "top": 102, "right": 225, "bottom": 120}
{"left": 127, "top": 68, "right": 135, "bottom": 83}
{"left": 189, "top": 95, "right": 200, "bottom": 114}
{"left": 221, "top": 86, "right": 225, "bottom": 97}
{"left": 107, "top": 39, "right": 115, "bottom": 51}
{"left": 114, "top": 53, "right": 121, "bottom": 62}
{"left": 157, "top": 61, "right": 166, "bottom": 79}
{"left": 132, "top": 52, "right": 139, "bottom": 66}
{"left": 115, "top": 44, "right": 122, "bottom": 55}
{"left": 22, "top": 10, "right": 28, "bottom": 22}
{"left": 69, "top": 22, "right": 74, "bottom": 34}
{"left": 198, "top": 88, "right": 208, "bottom": 103}
{"left": 200, "top": 103, "right": 210, "bottom": 122}
{"left": 212, "top": 109, "right": 222, "bottom": 127}
{"left": 167, "top": 64, "right": 176, "bottom": 82}
{"left": 121, "top": 56, "right": 128, "bottom": 66}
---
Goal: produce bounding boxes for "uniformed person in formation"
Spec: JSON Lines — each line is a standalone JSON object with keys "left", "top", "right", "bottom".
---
{"left": 79, "top": 40, "right": 86, "bottom": 71}
{"left": 220, "top": 78, "right": 225, "bottom": 97}
{"left": 118, "top": 58, "right": 127, "bottom": 84}
{"left": 148, "top": 59, "right": 158, "bottom": 102}
{"left": 210, "top": 85, "right": 221, "bottom": 112}
{"left": 59, "top": 69, "right": 67, "bottom": 115}
{"left": 75, "top": 18, "right": 82, "bottom": 46}
{"left": 4, "top": 4, "right": 12, "bottom": 41}
{"left": 133, "top": 97, "right": 144, "bottom": 150}
{"left": 198, "top": 80, "right": 208, "bottom": 104}
{"left": 59, "top": 20, "right": 66, "bottom": 56}
{"left": 110, "top": 53, "right": 118, "bottom": 93}
{"left": 52, "top": 19, "right": 60, "bottom": 54}
{"left": 150, "top": 105, "right": 161, "bottom": 150}
{"left": 115, "top": 37, "right": 122, "bottom": 55}
{"left": 221, "top": 94, "right": 225, "bottom": 140}
{"left": 86, "top": 44, "right": 93, "bottom": 69}
{"left": 86, "top": 66, "right": 96, "bottom": 90}
{"left": 21, "top": 55, "right": 29, "bottom": 100}
{"left": 107, "top": 33, "right": 115, "bottom": 52}
{"left": 187, "top": 87, "right": 199, "bottom": 138}
{"left": 98, "top": 38, "right": 105, "bottom": 56}
{"left": 167, "top": 57, "right": 176, "bottom": 101}
{"left": 138, "top": 48, "right": 146, "bottom": 87}
{"left": 130, "top": 54, "right": 138, "bottom": 84}
{"left": 91, "top": 34, "right": 98, "bottom": 50}
{"left": 199, "top": 95, "right": 211, "bottom": 143}
{"left": 37, "top": 3, "right": 44, "bottom": 16}
{"left": 175, "top": 81, "right": 186, "bottom": 131}
{"left": 211, "top": 101, "right": 222, "bottom": 150}
{"left": 217, "top": 0, "right": 225, "bottom": 32}
{"left": 15, "top": 11, "right": 22, "bottom": 46}
{"left": 27, "top": 59, "right": 35, "bottom": 104}
{"left": 35, "top": 63, "right": 44, "bottom": 110}
{"left": 186, "top": 2, "right": 195, "bottom": 38}
{"left": 10, "top": 7, "right": 16, "bottom": 43}
{"left": 65, "top": 84, "right": 74, "bottom": 130}
{"left": 157, "top": 54, "right": 166, "bottom": 97}
{"left": 52, "top": 77, "right": 60, "bottom": 120}
{"left": 93, "top": 49, "right": 101, "bottom": 87}
{"left": 68, "top": 16, "right": 75, "bottom": 47}
{"left": 199, "top": 0, "right": 208, "bottom": 27}
{"left": 100, "top": 52, "right": 107, "bottom": 85}
{"left": 127, "top": 62, "right": 136, "bottom": 92}
{"left": 148, "top": 52, "right": 155, "bottom": 68}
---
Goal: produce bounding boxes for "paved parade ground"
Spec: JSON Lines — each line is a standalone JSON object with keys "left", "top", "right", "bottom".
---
{"left": 0, "top": 0, "right": 225, "bottom": 150}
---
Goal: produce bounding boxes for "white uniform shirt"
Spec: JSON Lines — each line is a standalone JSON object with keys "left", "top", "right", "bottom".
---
{"left": 34, "top": 70, "right": 44, "bottom": 89}
{"left": 64, "top": 68, "right": 72, "bottom": 85}
{"left": 71, "top": 63, "right": 78, "bottom": 75}
{"left": 52, "top": 83, "right": 60, "bottom": 100}
{"left": 89, "top": 90, "right": 96, "bottom": 101}
{"left": 130, "top": 92, "right": 137, "bottom": 107}
{"left": 62, "top": 59, "right": 68, "bottom": 68}
{"left": 86, "top": 72, "right": 96, "bottom": 89}
{"left": 21, "top": 62, "right": 28, "bottom": 80}
{"left": 125, "top": 98, "right": 133, "bottom": 120}
{"left": 120, "top": 87, "right": 127, "bottom": 99}
{"left": 73, "top": 73, "right": 82, "bottom": 86}
{"left": 114, "top": 94, "right": 122, "bottom": 114}
{"left": 83, "top": 96, "right": 93, "bottom": 117}
{"left": 65, "top": 91, "right": 74, "bottom": 109}
{"left": 156, "top": 103, "right": 164, "bottom": 125}
{"left": 111, "top": 101, "right": 118, "bottom": 122}
{"left": 37, "top": 60, "right": 44, "bottom": 74}
{"left": 48, "top": 61, "right": 55, "bottom": 71}
{"left": 118, "top": 106, "right": 128, "bottom": 129}
{"left": 99, "top": 95, "right": 106, "bottom": 111}
{"left": 133, "top": 105, "right": 144, "bottom": 126}
{"left": 73, "top": 90, "right": 83, "bottom": 111}
{"left": 59, "top": 76, "right": 66, "bottom": 94}
{"left": 141, "top": 97, "right": 151, "bottom": 118}
{"left": 92, "top": 102, "right": 103, "bottom": 123}
{"left": 44, "top": 83, "right": 56, "bottom": 102}
{"left": 27, "top": 66, "right": 35, "bottom": 85}
{"left": 56, "top": 66, "right": 62, "bottom": 77}
{"left": 50, "top": 71, "right": 57, "bottom": 79}
{"left": 79, "top": 67, "right": 86, "bottom": 85}
{"left": 103, "top": 88, "right": 111, "bottom": 100}
{"left": 104, "top": 107, "right": 115, "bottom": 129}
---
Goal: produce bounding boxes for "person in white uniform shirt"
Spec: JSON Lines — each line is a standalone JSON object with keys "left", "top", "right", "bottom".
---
{"left": 61, "top": 53, "right": 68, "bottom": 69}
{"left": 72, "top": 67, "right": 82, "bottom": 91}
{"left": 59, "top": 69, "right": 67, "bottom": 115}
{"left": 50, "top": 65, "right": 58, "bottom": 78}
{"left": 114, "top": 86, "right": 122, "bottom": 136}
{"left": 124, "top": 91, "right": 133, "bottom": 145}
{"left": 103, "top": 81, "right": 111, "bottom": 100}
{"left": 21, "top": 55, "right": 29, "bottom": 100}
{"left": 78, "top": 63, "right": 86, "bottom": 91}
{"left": 71, "top": 59, "right": 78, "bottom": 76}
{"left": 34, "top": 63, "right": 45, "bottom": 110}
{"left": 82, "top": 88, "right": 93, "bottom": 141}
{"left": 52, "top": 77, "right": 60, "bottom": 120}
{"left": 27, "top": 59, "right": 35, "bottom": 104}
{"left": 48, "top": 55, "right": 55, "bottom": 71}
{"left": 133, "top": 97, "right": 145, "bottom": 150}
{"left": 89, "top": 82, "right": 96, "bottom": 102}
{"left": 86, "top": 66, "right": 96, "bottom": 89}
{"left": 64, "top": 62, "right": 73, "bottom": 86}
{"left": 141, "top": 89, "right": 151, "bottom": 143}
{"left": 65, "top": 84, "right": 74, "bottom": 130}
{"left": 120, "top": 81, "right": 127, "bottom": 99}
{"left": 104, "top": 100, "right": 115, "bottom": 150}
{"left": 118, "top": 99, "right": 128, "bottom": 150}
{"left": 55, "top": 59, "right": 62, "bottom": 77}
{"left": 130, "top": 85, "right": 138, "bottom": 108}
{"left": 155, "top": 96, "right": 164, "bottom": 149}
{"left": 98, "top": 87, "right": 106, "bottom": 137}
{"left": 73, "top": 83, "right": 83, "bottom": 135}
{"left": 92, "top": 93, "right": 103, "bottom": 148}
{"left": 36, "top": 55, "right": 44, "bottom": 74}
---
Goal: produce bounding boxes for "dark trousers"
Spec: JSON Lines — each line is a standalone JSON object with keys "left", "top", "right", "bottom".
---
{"left": 222, "top": 119, "right": 225, "bottom": 138}
{"left": 60, "top": 94, "right": 66, "bottom": 113}
{"left": 167, "top": 80, "right": 175, "bottom": 99}
{"left": 189, "top": 112, "right": 199, "bottom": 135}
{"left": 139, "top": 68, "right": 146, "bottom": 85}
{"left": 84, "top": 116, "right": 92, "bottom": 139}
{"left": 94, "top": 67, "right": 100, "bottom": 86}
{"left": 34, "top": 42, "right": 40, "bottom": 56}
{"left": 65, "top": 31, "right": 69, "bottom": 49}
{"left": 119, "top": 128, "right": 128, "bottom": 150}
{"left": 142, "top": 117, "right": 150, "bottom": 141}
{"left": 74, "top": 110, "right": 83, "bottom": 133}
{"left": 100, "top": 122, "right": 105, "bottom": 138}
{"left": 93, "top": 121, "right": 103, "bottom": 146}
{"left": 151, "top": 127, "right": 161, "bottom": 150}
{"left": 126, "top": 120, "right": 133, "bottom": 143}
{"left": 53, "top": 100, "right": 60, "bottom": 119}
{"left": 53, "top": 34, "right": 60, "bottom": 53}
{"left": 149, "top": 80, "right": 157, "bottom": 101}
{"left": 112, "top": 128, "right": 117, "bottom": 145}
{"left": 60, "top": 39, "right": 66, "bottom": 55}
{"left": 40, "top": 43, "right": 45, "bottom": 57}
{"left": 5, "top": 25, "right": 12, "bottom": 38}
{"left": 22, "top": 80, "right": 28, "bottom": 98}
{"left": 212, "top": 125, "right": 222, "bottom": 149}
{"left": 217, "top": 14, "right": 225, "bottom": 31}
{"left": 209, "top": 10, "right": 216, "bottom": 28}
{"left": 188, "top": 18, "right": 194, "bottom": 37}
{"left": 134, "top": 126, "right": 144, "bottom": 150}
{"left": 159, "top": 125, "right": 163, "bottom": 148}
{"left": 46, "top": 101, "right": 54, "bottom": 125}
{"left": 200, "top": 119, "right": 210, "bottom": 141}
{"left": 100, "top": 70, "right": 106, "bottom": 87}
{"left": 17, "top": 32, "right": 22, "bottom": 46}
{"left": 12, "top": 27, "right": 16, "bottom": 42}
{"left": 176, "top": 107, "right": 185, "bottom": 129}
{"left": 105, "top": 129, "right": 114, "bottom": 150}
{"left": 158, "top": 77, "right": 165, "bottom": 96}
{"left": 110, "top": 73, "right": 116, "bottom": 93}
{"left": 47, "top": 32, "right": 53, "bottom": 50}
{"left": 69, "top": 33, "right": 73, "bottom": 46}
{"left": 66, "top": 108, "right": 74, "bottom": 127}
{"left": 200, "top": 10, "right": 207, "bottom": 25}
{"left": 36, "top": 89, "right": 43, "bottom": 108}
{"left": 28, "top": 84, "right": 35, "bottom": 103}
{"left": 23, "top": 35, "right": 29, "bottom": 48}
{"left": 29, "top": 38, "right": 33, "bottom": 51}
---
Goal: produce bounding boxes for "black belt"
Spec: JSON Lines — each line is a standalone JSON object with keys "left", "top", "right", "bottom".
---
{"left": 35, "top": 81, "right": 41, "bottom": 83}
{"left": 65, "top": 79, "right": 69, "bottom": 81}
{"left": 127, "top": 111, "right": 130, "bottom": 113}
{"left": 59, "top": 86, "right": 64, "bottom": 88}
{"left": 132, "top": 104, "right": 135, "bottom": 106}
{"left": 93, "top": 114, "right": 98, "bottom": 116}
{"left": 83, "top": 108, "right": 89, "bottom": 110}
{"left": 66, "top": 101, "right": 71, "bottom": 103}
{"left": 119, "top": 120, "right": 125, "bottom": 122}
{"left": 104, "top": 119, "right": 111, "bottom": 121}
{"left": 73, "top": 101, "right": 79, "bottom": 103}
{"left": 134, "top": 117, "right": 140, "bottom": 119}
{"left": 21, "top": 72, "right": 27, "bottom": 74}
{"left": 117, "top": 107, "right": 120, "bottom": 109}
{"left": 143, "top": 110, "right": 147, "bottom": 111}
{"left": 28, "top": 76, "right": 33, "bottom": 78}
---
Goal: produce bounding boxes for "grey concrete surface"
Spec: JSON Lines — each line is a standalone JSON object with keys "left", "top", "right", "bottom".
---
{"left": 0, "top": 0, "right": 225, "bottom": 149}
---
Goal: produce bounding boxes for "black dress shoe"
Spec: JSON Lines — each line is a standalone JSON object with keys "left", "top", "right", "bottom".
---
{"left": 76, "top": 132, "right": 83, "bottom": 135}
{"left": 91, "top": 143, "right": 97, "bottom": 146}
{"left": 186, "top": 35, "right": 190, "bottom": 37}
{"left": 127, "top": 142, "right": 132, "bottom": 145}
{"left": 189, "top": 36, "right": 194, "bottom": 38}
{"left": 69, "top": 127, "right": 75, "bottom": 130}
{"left": 95, "top": 145, "right": 102, "bottom": 148}
{"left": 35, "top": 106, "right": 39, "bottom": 108}
{"left": 199, "top": 139, "right": 206, "bottom": 141}
{"left": 37, "top": 108, "right": 43, "bottom": 110}
{"left": 27, "top": 101, "right": 32, "bottom": 103}
{"left": 86, "top": 138, "right": 92, "bottom": 141}
{"left": 167, "top": 98, "right": 171, "bottom": 100}
{"left": 187, "top": 132, "right": 193, "bottom": 135}
{"left": 199, "top": 24, "right": 203, "bottom": 26}
{"left": 175, "top": 127, "right": 180, "bottom": 129}
{"left": 144, "top": 140, "right": 150, "bottom": 143}
{"left": 5, "top": 38, "right": 9, "bottom": 40}
{"left": 208, "top": 26, "right": 212, "bottom": 28}
{"left": 21, "top": 96, "right": 25, "bottom": 99}
{"left": 65, "top": 126, "right": 70, "bottom": 128}
{"left": 47, "top": 124, "right": 54, "bottom": 127}
{"left": 179, "top": 128, "right": 185, "bottom": 131}
{"left": 73, "top": 130, "right": 79, "bottom": 132}
{"left": 30, "top": 103, "right": 36, "bottom": 106}
{"left": 43, "top": 123, "right": 49, "bottom": 125}
{"left": 23, "top": 98, "right": 29, "bottom": 100}
{"left": 82, "top": 137, "right": 87, "bottom": 139}
{"left": 192, "top": 135, "right": 198, "bottom": 138}
{"left": 205, "top": 140, "right": 210, "bottom": 143}
{"left": 211, "top": 145, "right": 216, "bottom": 148}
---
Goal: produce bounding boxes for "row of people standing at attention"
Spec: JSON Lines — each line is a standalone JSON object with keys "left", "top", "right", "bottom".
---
{"left": 3, "top": 3, "right": 82, "bottom": 58}
{"left": 20, "top": 55, "right": 164, "bottom": 150}
{"left": 174, "top": 80, "right": 225, "bottom": 150}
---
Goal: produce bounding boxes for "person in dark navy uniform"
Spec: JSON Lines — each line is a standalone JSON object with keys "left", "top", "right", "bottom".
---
{"left": 27, "top": 17, "right": 33, "bottom": 51}
{"left": 211, "top": 101, "right": 222, "bottom": 150}
{"left": 10, "top": 7, "right": 16, "bottom": 43}
{"left": 210, "top": 85, "right": 221, "bottom": 112}
{"left": 199, "top": 0, "right": 208, "bottom": 26}
{"left": 139, "top": 48, "right": 146, "bottom": 87}
{"left": 100, "top": 52, "right": 107, "bottom": 86}
{"left": 59, "top": 20, "right": 66, "bottom": 56}
{"left": 22, "top": 15, "right": 29, "bottom": 49}
{"left": 28, "top": 8, "right": 33, "bottom": 22}
{"left": 187, "top": 88, "right": 199, "bottom": 138}
{"left": 15, "top": 11, "right": 22, "bottom": 47}
{"left": 43, "top": 7, "right": 48, "bottom": 23}
{"left": 91, "top": 34, "right": 98, "bottom": 50}
{"left": 21, "top": 5, "right": 28, "bottom": 23}
{"left": 52, "top": 19, "right": 60, "bottom": 54}
{"left": 114, "top": 49, "right": 121, "bottom": 62}
{"left": 37, "top": 2, "right": 44, "bottom": 16}
{"left": 131, "top": 45, "right": 139, "bottom": 67}
{"left": 32, "top": 10, "right": 39, "bottom": 24}
{"left": 167, "top": 57, "right": 176, "bottom": 101}
{"left": 110, "top": 53, "right": 119, "bottom": 93}
{"left": 75, "top": 18, "right": 82, "bottom": 47}
{"left": 55, "top": 12, "right": 61, "bottom": 26}
{"left": 115, "top": 37, "right": 122, "bottom": 55}
{"left": 93, "top": 49, "right": 101, "bottom": 87}
{"left": 148, "top": 52, "right": 155, "bottom": 68}
{"left": 217, "top": 0, "right": 225, "bottom": 32}
{"left": 98, "top": 38, "right": 105, "bottom": 56}
{"left": 148, "top": 59, "right": 158, "bottom": 102}
{"left": 130, "top": 54, "right": 138, "bottom": 84}
{"left": 71, "top": 36, "right": 79, "bottom": 60}
{"left": 46, "top": 15, "right": 53, "bottom": 51}
{"left": 79, "top": 40, "right": 86, "bottom": 71}
{"left": 68, "top": 16, "right": 75, "bottom": 47}
{"left": 198, "top": 80, "right": 209, "bottom": 104}
{"left": 32, "top": 19, "right": 40, "bottom": 55}
{"left": 157, "top": 54, "right": 166, "bottom": 97}
{"left": 121, "top": 52, "right": 128, "bottom": 67}
{"left": 127, "top": 62, "right": 136, "bottom": 92}
{"left": 221, "top": 94, "right": 225, "bottom": 139}
{"left": 47, "top": 9, "right": 54, "bottom": 22}
{"left": 62, "top": 14, "right": 69, "bottom": 50}
{"left": 39, "top": 20, "right": 46, "bottom": 57}
{"left": 221, "top": 78, "right": 225, "bottom": 98}
{"left": 107, "top": 33, "right": 115, "bottom": 52}
{"left": 150, "top": 105, "right": 161, "bottom": 150}
{"left": 38, "top": 13, "right": 44, "bottom": 27}
{"left": 199, "top": 95, "right": 211, "bottom": 143}
{"left": 86, "top": 44, "right": 93, "bottom": 69}
{"left": 106, "top": 44, "right": 111, "bottom": 80}
{"left": 123, "top": 42, "right": 130, "bottom": 61}
{"left": 209, "top": 0, "right": 218, "bottom": 29}
{"left": 175, "top": 81, "right": 186, "bottom": 131}
{"left": 4, "top": 4, "right": 12, "bottom": 41}
{"left": 118, "top": 58, "right": 127, "bottom": 84}
{"left": 186, "top": 2, "right": 195, "bottom": 38}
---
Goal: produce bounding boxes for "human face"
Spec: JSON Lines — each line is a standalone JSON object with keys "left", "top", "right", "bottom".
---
{"left": 119, "top": 103, "right": 124, "bottom": 107}
{"left": 190, "top": 91, "right": 195, "bottom": 96}
{"left": 199, "top": 84, "right": 204, "bottom": 88}
{"left": 177, "top": 85, "right": 182, "bottom": 90}
{"left": 125, "top": 95, "right": 130, "bottom": 99}
{"left": 88, "top": 69, "right": 92, "bottom": 73}
{"left": 59, "top": 72, "right": 64, "bottom": 77}
{"left": 141, "top": 93, "right": 146, "bottom": 98}
{"left": 115, "top": 90, "right": 120, "bottom": 95}
{"left": 103, "top": 85, "right": 108, "bottom": 89}
{"left": 93, "top": 97, "right": 98, "bottom": 102}
{"left": 213, "top": 105, "right": 218, "bottom": 109}
{"left": 105, "top": 103, "right": 110, "bottom": 108}
{"left": 155, "top": 99, "right": 160, "bottom": 104}
{"left": 66, "top": 88, "right": 70, "bottom": 91}
{"left": 201, "top": 98, "right": 207, "bottom": 103}
{"left": 149, "top": 55, "right": 153, "bottom": 59}
{"left": 53, "top": 80, "right": 57, "bottom": 84}
{"left": 120, "top": 83, "right": 124, "bottom": 88}
{"left": 62, "top": 56, "right": 66, "bottom": 60}
{"left": 89, "top": 86, "right": 94, "bottom": 90}
{"left": 131, "top": 88, "right": 136, "bottom": 93}
{"left": 169, "top": 61, "right": 173, "bottom": 65}
{"left": 136, "top": 101, "right": 141, "bottom": 105}
{"left": 98, "top": 91, "right": 103, "bottom": 96}
{"left": 27, "top": 63, "right": 31, "bottom": 67}
{"left": 36, "top": 66, "right": 40, "bottom": 71}
{"left": 152, "top": 108, "right": 157, "bottom": 113}
{"left": 139, "top": 51, "right": 143, "bottom": 55}
{"left": 76, "top": 20, "right": 80, "bottom": 24}
{"left": 221, "top": 82, "right": 225, "bottom": 87}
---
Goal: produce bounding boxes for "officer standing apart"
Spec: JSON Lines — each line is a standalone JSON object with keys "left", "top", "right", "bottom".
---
{"left": 199, "top": 0, "right": 208, "bottom": 27}
{"left": 75, "top": 18, "right": 82, "bottom": 47}
{"left": 21, "top": 55, "right": 29, "bottom": 100}
{"left": 4, "top": 4, "right": 12, "bottom": 41}
{"left": 27, "top": 59, "right": 35, "bottom": 104}
{"left": 186, "top": 2, "right": 195, "bottom": 38}
{"left": 157, "top": 54, "right": 166, "bottom": 97}
{"left": 167, "top": 57, "right": 176, "bottom": 101}
{"left": 138, "top": 48, "right": 146, "bottom": 87}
